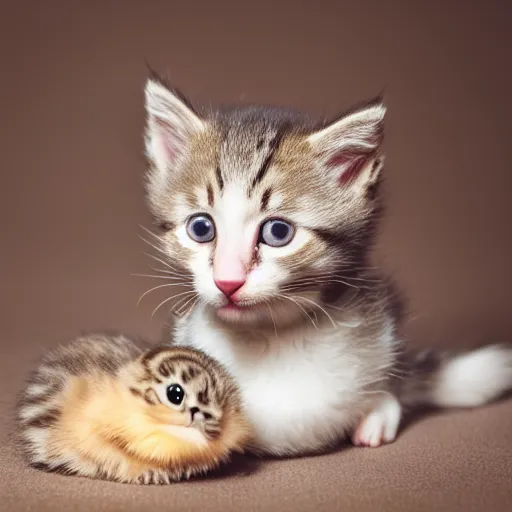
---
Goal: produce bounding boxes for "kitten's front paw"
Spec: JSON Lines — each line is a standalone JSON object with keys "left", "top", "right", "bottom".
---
{"left": 351, "top": 395, "right": 402, "bottom": 448}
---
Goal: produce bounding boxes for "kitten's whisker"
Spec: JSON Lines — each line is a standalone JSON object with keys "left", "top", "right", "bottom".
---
{"left": 149, "top": 266, "right": 187, "bottom": 278}
{"left": 138, "top": 235, "right": 167, "bottom": 256}
{"left": 265, "top": 304, "right": 278, "bottom": 336}
{"left": 325, "top": 279, "right": 365, "bottom": 289}
{"left": 323, "top": 295, "right": 361, "bottom": 313}
{"left": 178, "top": 298, "right": 199, "bottom": 317}
{"left": 334, "top": 275, "right": 380, "bottom": 283}
{"left": 174, "top": 295, "right": 198, "bottom": 316}
{"left": 151, "top": 291, "right": 196, "bottom": 319}
{"left": 280, "top": 281, "right": 318, "bottom": 290}
{"left": 173, "top": 299, "right": 198, "bottom": 318}
{"left": 130, "top": 273, "right": 191, "bottom": 281}
{"left": 280, "top": 284, "right": 322, "bottom": 292}
{"left": 143, "top": 252, "right": 183, "bottom": 273}
{"left": 322, "top": 277, "right": 380, "bottom": 286}
{"left": 286, "top": 294, "right": 337, "bottom": 328}
{"left": 307, "top": 278, "right": 362, "bottom": 289}
{"left": 286, "top": 265, "right": 381, "bottom": 282}
{"left": 139, "top": 224, "right": 164, "bottom": 241}
{"left": 329, "top": 274, "right": 382, "bottom": 285}
{"left": 275, "top": 294, "right": 318, "bottom": 330}
{"left": 322, "top": 303, "right": 348, "bottom": 312}
{"left": 279, "top": 281, "right": 345, "bottom": 293}
{"left": 383, "top": 371, "right": 403, "bottom": 380}
{"left": 170, "top": 291, "right": 199, "bottom": 312}
{"left": 282, "top": 277, "right": 372, "bottom": 290}
{"left": 137, "top": 283, "right": 194, "bottom": 307}
{"left": 358, "top": 376, "right": 391, "bottom": 388}
{"left": 185, "top": 296, "right": 200, "bottom": 314}
{"left": 283, "top": 259, "right": 377, "bottom": 274}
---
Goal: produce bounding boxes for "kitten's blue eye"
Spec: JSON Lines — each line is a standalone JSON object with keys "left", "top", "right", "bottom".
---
{"left": 186, "top": 215, "right": 215, "bottom": 243}
{"left": 166, "top": 384, "right": 185, "bottom": 405}
{"left": 260, "top": 219, "right": 295, "bottom": 247}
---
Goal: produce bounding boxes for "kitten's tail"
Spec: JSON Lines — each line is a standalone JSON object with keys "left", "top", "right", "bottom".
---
{"left": 396, "top": 344, "right": 512, "bottom": 409}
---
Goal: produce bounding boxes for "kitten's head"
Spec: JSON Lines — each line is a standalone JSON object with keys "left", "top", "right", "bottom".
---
{"left": 143, "top": 77, "right": 386, "bottom": 326}
{"left": 129, "top": 346, "right": 240, "bottom": 440}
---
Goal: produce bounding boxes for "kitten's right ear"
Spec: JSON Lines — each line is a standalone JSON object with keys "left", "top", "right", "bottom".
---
{"left": 144, "top": 78, "right": 205, "bottom": 176}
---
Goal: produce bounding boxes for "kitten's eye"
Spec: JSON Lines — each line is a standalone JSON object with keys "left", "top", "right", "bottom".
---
{"left": 186, "top": 214, "right": 215, "bottom": 243}
{"left": 166, "top": 384, "right": 185, "bottom": 405}
{"left": 260, "top": 219, "right": 295, "bottom": 247}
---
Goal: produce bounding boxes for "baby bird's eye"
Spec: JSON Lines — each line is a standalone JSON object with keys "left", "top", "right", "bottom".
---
{"left": 166, "top": 384, "right": 185, "bottom": 405}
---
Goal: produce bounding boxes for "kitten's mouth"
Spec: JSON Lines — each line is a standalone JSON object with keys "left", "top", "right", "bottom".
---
{"left": 216, "top": 300, "right": 263, "bottom": 322}
{"left": 221, "top": 303, "right": 250, "bottom": 311}
{"left": 217, "top": 302, "right": 254, "bottom": 314}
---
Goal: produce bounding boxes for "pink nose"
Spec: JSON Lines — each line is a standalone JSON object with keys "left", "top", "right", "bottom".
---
{"left": 214, "top": 279, "right": 245, "bottom": 297}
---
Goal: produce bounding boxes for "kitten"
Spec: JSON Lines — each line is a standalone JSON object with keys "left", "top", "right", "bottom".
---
{"left": 142, "top": 75, "right": 512, "bottom": 457}
{"left": 17, "top": 334, "right": 251, "bottom": 484}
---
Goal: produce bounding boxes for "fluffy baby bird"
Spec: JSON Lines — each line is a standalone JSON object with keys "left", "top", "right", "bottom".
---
{"left": 17, "top": 334, "right": 252, "bottom": 484}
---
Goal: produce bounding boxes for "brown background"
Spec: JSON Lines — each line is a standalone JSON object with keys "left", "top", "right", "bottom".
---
{"left": 1, "top": 1, "right": 511, "bottom": 511}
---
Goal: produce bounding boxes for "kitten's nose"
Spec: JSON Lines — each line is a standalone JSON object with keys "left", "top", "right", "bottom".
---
{"left": 214, "top": 279, "right": 245, "bottom": 297}
{"left": 189, "top": 407, "right": 200, "bottom": 420}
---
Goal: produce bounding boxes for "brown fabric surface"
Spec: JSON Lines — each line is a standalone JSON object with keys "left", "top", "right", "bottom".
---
{"left": 1, "top": 1, "right": 511, "bottom": 511}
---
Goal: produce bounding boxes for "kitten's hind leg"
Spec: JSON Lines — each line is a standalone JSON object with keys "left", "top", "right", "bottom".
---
{"left": 351, "top": 395, "right": 402, "bottom": 448}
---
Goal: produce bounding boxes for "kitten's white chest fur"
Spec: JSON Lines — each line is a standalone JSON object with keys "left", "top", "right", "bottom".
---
{"left": 174, "top": 305, "right": 395, "bottom": 455}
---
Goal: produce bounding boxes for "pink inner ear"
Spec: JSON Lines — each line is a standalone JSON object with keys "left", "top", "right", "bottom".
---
{"left": 155, "top": 118, "right": 179, "bottom": 162}
{"left": 326, "top": 153, "right": 368, "bottom": 186}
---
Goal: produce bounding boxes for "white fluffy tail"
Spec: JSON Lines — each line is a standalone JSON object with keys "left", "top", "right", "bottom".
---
{"left": 398, "top": 344, "right": 512, "bottom": 409}
{"left": 432, "top": 345, "right": 512, "bottom": 408}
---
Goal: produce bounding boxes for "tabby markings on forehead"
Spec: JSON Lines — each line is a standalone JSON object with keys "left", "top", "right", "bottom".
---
{"left": 207, "top": 183, "right": 214, "bottom": 207}
{"left": 249, "top": 125, "right": 289, "bottom": 193}
{"left": 215, "top": 166, "right": 224, "bottom": 191}
{"left": 260, "top": 188, "right": 272, "bottom": 211}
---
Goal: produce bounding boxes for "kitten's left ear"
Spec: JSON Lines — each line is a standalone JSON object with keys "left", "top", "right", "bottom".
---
{"left": 307, "top": 97, "right": 386, "bottom": 193}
